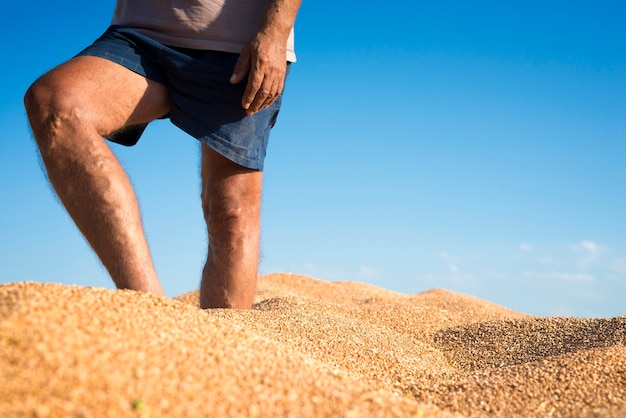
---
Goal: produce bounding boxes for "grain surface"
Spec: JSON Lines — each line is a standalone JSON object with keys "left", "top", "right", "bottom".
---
{"left": 1, "top": 273, "right": 624, "bottom": 417}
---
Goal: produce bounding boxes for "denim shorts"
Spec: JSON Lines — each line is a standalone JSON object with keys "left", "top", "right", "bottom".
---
{"left": 76, "top": 26, "right": 289, "bottom": 170}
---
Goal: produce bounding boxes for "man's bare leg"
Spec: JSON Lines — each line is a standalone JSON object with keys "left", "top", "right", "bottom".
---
{"left": 24, "top": 56, "right": 171, "bottom": 296}
{"left": 200, "top": 145, "right": 263, "bottom": 309}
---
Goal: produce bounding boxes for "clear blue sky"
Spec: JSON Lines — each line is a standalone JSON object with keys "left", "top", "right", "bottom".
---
{"left": 2, "top": 1, "right": 625, "bottom": 317}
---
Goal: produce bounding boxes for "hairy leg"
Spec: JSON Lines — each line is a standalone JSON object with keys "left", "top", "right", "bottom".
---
{"left": 24, "top": 56, "right": 171, "bottom": 296}
{"left": 200, "top": 145, "right": 263, "bottom": 309}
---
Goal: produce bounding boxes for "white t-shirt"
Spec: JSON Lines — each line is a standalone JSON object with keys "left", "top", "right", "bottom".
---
{"left": 111, "top": 0, "right": 296, "bottom": 61}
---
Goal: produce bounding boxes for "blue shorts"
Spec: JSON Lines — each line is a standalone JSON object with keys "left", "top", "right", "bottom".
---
{"left": 77, "top": 26, "right": 289, "bottom": 170}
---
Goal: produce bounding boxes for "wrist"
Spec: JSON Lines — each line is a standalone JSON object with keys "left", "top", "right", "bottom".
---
{"left": 257, "top": 21, "right": 292, "bottom": 43}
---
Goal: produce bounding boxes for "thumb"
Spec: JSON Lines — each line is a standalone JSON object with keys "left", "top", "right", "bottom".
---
{"left": 230, "top": 50, "right": 250, "bottom": 84}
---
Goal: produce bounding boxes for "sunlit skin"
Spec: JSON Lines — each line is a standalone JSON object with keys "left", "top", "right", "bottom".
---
{"left": 23, "top": 0, "right": 301, "bottom": 309}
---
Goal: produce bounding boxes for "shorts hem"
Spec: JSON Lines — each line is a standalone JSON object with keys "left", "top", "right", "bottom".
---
{"left": 171, "top": 118, "right": 265, "bottom": 171}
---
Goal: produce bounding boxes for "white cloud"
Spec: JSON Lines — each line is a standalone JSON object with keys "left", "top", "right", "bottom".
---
{"left": 570, "top": 240, "right": 604, "bottom": 269}
{"left": 421, "top": 272, "right": 477, "bottom": 285}
{"left": 523, "top": 271, "right": 595, "bottom": 283}
{"left": 277, "top": 262, "right": 383, "bottom": 282}
{"left": 289, "top": 262, "right": 348, "bottom": 281}
{"left": 438, "top": 251, "right": 460, "bottom": 273}
{"left": 358, "top": 265, "right": 379, "bottom": 278}
{"left": 541, "top": 304, "right": 580, "bottom": 317}
{"left": 303, "top": 262, "right": 316, "bottom": 271}
{"left": 610, "top": 258, "right": 626, "bottom": 275}
{"left": 519, "top": 243, "right": 533, "bottom": 252}
{"left": 537, "top": 256, "right": 558, "bottom": 266}
{"left": 582, "top": 241, "right": 599, "bottom": 252}
{"left": 551, "top": 272, "right": 596, "bottom": 282}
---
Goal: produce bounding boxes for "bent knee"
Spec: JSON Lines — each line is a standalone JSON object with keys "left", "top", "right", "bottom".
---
{"left": 25, "top": 75, "right": 64, "bottom": 124}
{"left": 24, "top": 77, "right": 94, "bottom": 152}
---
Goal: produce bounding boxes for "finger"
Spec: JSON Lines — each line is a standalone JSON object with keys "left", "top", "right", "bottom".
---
{"left": 245, "top": 83, "right": 270, "bottom": 115}
{"left": 251, "top": 65, "right": 286, "bottom": 113}
{"left": 260, "top": 78, "right": 281, "bottom": 110}
{"left": 243, "top": 67, "right": 267, "bottom": 113}
{"left": 230, "top": 50, "right": 251, "bottom": 85}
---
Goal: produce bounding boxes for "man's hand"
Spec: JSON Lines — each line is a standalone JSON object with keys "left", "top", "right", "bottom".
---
{"left": 230, "top": 32, "right": 287, "bottom": 116}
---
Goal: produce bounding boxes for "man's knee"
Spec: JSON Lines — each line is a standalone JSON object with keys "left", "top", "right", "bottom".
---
{"left": 24, "top": 77, "right": 50, "bottom": 133}
{"left": 200, "top": 148, "right": 263, "bottom": 244}
{"left": 24, "top": 74, "right": 93, "bottom": 154}
{"left": 204, "top": 199, "right": 254, "bottom": 240}
{"left": 203, "top": 188, "right": 261, "bottom": 249}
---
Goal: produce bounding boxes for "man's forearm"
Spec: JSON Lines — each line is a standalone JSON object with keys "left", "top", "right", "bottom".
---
{"left": 258, "top": 0, "right": 302, "bottom": 43}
